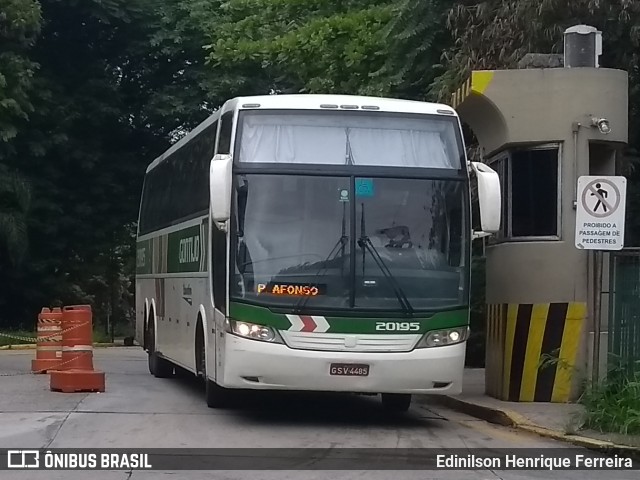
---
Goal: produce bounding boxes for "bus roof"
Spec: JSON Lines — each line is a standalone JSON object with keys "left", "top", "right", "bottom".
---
{"left": 145, "top": 94, "right": 458, "bottom": 174}
{"left": 224, "top": 94, "right": 456, "bottom": 116}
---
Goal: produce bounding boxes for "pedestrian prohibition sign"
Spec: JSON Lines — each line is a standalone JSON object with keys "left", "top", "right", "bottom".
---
{"left": 575, "top": 175, "right": 627, "bottom": 250}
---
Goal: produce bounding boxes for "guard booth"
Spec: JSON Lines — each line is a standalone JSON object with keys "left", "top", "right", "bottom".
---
{"left": 452, "top": 25, "right": 629, "bottom": 402}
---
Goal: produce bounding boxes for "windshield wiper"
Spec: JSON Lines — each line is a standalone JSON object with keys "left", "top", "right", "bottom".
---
{"left": 357, "top": 203, "right": 414, "bottom": 315}
{"left": 292, "top": 202, "right": 348, "bottom": 314}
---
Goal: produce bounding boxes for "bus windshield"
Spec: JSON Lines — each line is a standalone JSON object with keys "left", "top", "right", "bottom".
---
{"left": 231, "top": 174, "right": 467, "bottom": 312}
{"left": 236, "top": 110, "right": 463, "bottom": 169}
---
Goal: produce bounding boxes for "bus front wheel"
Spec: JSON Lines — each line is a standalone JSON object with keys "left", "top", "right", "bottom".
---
{"left": 197, "top": 327, "right": 230, "bottom": 408}
{"left": 381, "top": 393, "right": 411, "bottom": 413}
{"left": 205, "top": 378, "right": 230, "bottom": 409}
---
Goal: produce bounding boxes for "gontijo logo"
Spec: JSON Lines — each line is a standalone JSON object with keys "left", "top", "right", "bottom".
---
{"left": 179, "top": 235, "right": 200, "bottom": 264}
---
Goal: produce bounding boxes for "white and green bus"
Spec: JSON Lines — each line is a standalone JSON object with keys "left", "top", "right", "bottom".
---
{"left": 135, "top": 94, "right": 500, "bottom": 411}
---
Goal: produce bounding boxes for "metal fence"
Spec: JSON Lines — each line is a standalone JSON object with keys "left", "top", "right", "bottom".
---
{"left": 608, "top": 249, "right": 640, "bottom": 372}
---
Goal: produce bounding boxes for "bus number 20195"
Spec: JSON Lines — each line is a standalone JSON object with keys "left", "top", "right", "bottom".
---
{"left": 375, "top": 322, "right": 420, "bottom": 332}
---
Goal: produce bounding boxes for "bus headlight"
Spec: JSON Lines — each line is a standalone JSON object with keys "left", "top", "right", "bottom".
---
{"left": 229, "top": 320, "right": 281, "bottom": 343}
{"left": 417, "top": 327, "right": 469, "bottom": 348}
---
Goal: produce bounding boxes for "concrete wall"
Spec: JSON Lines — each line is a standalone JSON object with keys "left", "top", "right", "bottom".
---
{"left": 457, "top": 68, "right": 628, "bottom": 158}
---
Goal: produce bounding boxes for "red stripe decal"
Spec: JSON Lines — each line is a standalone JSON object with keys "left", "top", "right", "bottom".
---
{"left": 300, "top": 316, "right": 316, "bottom": 332}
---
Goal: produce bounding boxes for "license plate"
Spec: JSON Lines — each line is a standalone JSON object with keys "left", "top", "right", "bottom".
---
{"left": 329, "top": 363, "right": 369, "bottom": 376}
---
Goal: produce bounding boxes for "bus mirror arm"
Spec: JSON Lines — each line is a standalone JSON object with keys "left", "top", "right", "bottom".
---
{"left": 472, "top": 231, "right": 492, "bottom": 240}
{"left": 214, "top": 220, "right": 228, "bottom": 232}
{"left": 469, "top": 161, "right": 501, "bottom": 235}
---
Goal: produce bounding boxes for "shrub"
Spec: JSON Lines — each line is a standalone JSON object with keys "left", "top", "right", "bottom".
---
{"left": 579, "top": 360, "right": 640, "bottom": 435}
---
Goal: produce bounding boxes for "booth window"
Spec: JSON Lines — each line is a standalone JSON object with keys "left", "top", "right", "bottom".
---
{"left": 510, "top": 148, "right": 558, "bottom": 237}
{"left": 487, "top": 145, "right": 560, "bottom": 241}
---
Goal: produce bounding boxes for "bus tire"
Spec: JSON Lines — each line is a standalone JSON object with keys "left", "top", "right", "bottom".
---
{"left": 196, "top": 321, "right": 230, "bottom": 408}
{"left": 149, "top": 352, "right": 174, "bottom": 378}
{"left": 205, "top": 378, "right": 230, "bottom": 409}
{"left": 147, "top": 315, "right": 173, "bottom": 378}
{"left": 381, "top": 393, "right": 411, "bottom": 413}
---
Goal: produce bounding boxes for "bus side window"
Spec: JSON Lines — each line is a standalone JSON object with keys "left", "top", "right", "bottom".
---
{"left": 216, "top": 111, "right": 234, "bottom": 154}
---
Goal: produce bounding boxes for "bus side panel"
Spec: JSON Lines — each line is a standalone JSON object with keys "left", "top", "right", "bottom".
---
{"left": 152, "top": 278, "right": 169, "bottom": 358}
{"left": 211, "top": 307, "right": 226, "bottom": 384}
{"left": 170, "top": 276, "right": 209, "bottom": 372}
{"left": 159, "top": 277, "right": 180, "bottom": 365}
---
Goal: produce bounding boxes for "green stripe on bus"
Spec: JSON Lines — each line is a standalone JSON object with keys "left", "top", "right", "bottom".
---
{"left": 167, "top": 224, "right": 203, "bottom": 273}
{"left": 229, "top": 302, "right": 469, "bottom": 334}
{"left": 138, "top": 220, "right": 208, "bottom": 274}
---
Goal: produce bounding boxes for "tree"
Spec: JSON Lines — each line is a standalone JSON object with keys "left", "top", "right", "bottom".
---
{"left": 203, "top": 0, "right": 395, "bottom": 96}
{"left": 0, "top": 0, "right": 41, "bottom": 143}
{"left": 432, "top": 1, "right": 640, "bottom": 103}
{"left": 432, "top": 0, "right": 640, "bottom": 243}
{"left": 370, "top": 0, "right": 453, "bottom": 100}
{"left": 0, "top": 164, "right": 31, "bottom": 265}
{"left": 0, "top": 1, "right": 165, "bottom": 328}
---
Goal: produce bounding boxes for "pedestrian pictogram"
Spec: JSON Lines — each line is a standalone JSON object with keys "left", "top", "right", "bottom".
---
{"left": 591, "top": 183, "right": 608, "bottom": 212}
{"left": 575, "top": 176, "right": 626, "bottom": 250}
{"left": 581, "top": 178, "right": 621, "bottom": 218}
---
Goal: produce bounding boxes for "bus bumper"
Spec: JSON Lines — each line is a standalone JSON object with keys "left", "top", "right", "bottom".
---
{"left": 220, "top": 334, "right": 465, "bottom": 395}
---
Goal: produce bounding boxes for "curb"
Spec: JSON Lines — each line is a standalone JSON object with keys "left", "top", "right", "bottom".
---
{"left": 437, "top": 395, "right": 640, "bottom": 459}
{"left": 0, "top": 343, "right": 134, "bottom": 350}
{"left": 0, "top": 344, "right": 37, "bottom": 350}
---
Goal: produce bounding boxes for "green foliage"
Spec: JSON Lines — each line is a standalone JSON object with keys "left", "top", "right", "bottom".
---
{"left": 432, "top": 1, "right": 640, "bottom": 117}
{"left": 579, "top": 360, "right": 640, "bottom": 435}
{"left": 0, "top": 329, "right": 36, "bottom": 346}
{"left": 136, "top": 0, "right": 224, "bottom": 134}
{"left": 0, "top": 0, "right": 173, "bottom": 330}
{"left": 0, "top": 0, "right": 42, "bottom": 141}
{"left": 371, "top": 0, "right": 452, "bottom": 100}
{"left": 0, "top": 164, "right": 31, "bottom": 266}
{"left": 204, "top": 0, "right": 395, "bottom": 95}
{"left": 538, "top": 348, "right": 575, "bottom": 373}
{"left": 92, "top": 329, "right": 114, "bottom": 344}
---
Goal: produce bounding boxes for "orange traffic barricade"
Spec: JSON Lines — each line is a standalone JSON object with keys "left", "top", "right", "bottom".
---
{"left": 31, "top": 307, "right": 63, "bottom": 373}
{"left": 50, "top": 305, "right": 105, "bottom": 393}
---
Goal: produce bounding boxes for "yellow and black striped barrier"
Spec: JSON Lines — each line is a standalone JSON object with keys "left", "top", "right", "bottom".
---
{"left": 485, "top": 302, "right": 586, "bottom": 403}
{"left": 450, "top": 71, "right": 495, "bottom": 109}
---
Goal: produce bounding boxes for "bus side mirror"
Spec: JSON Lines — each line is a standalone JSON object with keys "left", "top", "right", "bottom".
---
{"left": 210, "top": 154, "right": 233, "bottom": 231}
{"left": 470, "top": 161, "right": 501, "bottom": 234}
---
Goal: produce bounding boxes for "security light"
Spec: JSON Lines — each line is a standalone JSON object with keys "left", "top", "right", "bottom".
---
{"left": 591, "top": 117, "right": 611, "bottom": 134}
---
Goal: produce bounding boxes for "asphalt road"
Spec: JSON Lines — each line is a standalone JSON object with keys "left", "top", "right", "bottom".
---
{"left": 0, "top": 348, "right": 636, "bottom": 480}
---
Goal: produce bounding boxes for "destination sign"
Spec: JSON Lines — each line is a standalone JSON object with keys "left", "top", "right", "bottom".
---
{"left": 256, "top": 283, "right": 327, "bottom": 296}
